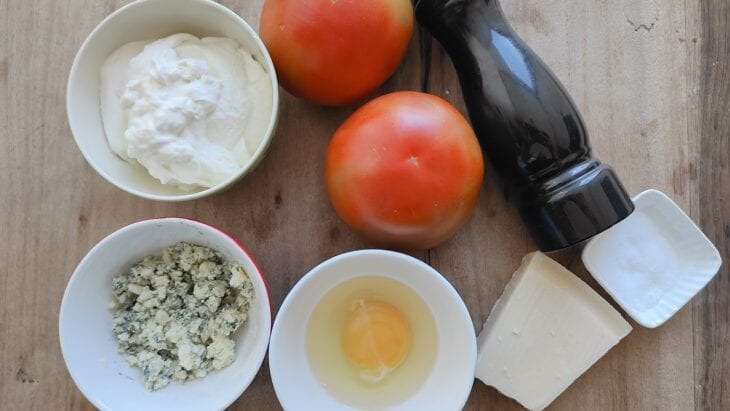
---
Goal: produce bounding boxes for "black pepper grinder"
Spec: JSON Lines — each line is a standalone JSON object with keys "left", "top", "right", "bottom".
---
{"left": 415, "top": 0, "right": 634, "bottom": 251}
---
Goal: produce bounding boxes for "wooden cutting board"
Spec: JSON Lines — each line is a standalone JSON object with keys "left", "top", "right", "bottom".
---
{"left": 1, "top": 0, "right": 728, "bottom": 409}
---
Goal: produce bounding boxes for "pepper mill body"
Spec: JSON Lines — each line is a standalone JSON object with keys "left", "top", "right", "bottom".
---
{"left": 415, "top": 0, "right": 634, "bottom": 251}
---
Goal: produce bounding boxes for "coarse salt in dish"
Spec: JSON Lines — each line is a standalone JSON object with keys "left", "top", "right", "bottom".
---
{"left": 582, "top": 189, "right": 722, "bottom": 328}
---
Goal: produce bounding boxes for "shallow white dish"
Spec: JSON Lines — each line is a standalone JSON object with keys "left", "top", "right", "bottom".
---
{"left": 59, "top": 218, "right": 272, "bottom": 411}
{"left": 269, "top": 249, "right": 477, "bottom": 411}
{"left": 67, "top": 0, "right": 279, "bottom": 201}
{"left": 582, "top": 189, "right": 722, "bottom": 328}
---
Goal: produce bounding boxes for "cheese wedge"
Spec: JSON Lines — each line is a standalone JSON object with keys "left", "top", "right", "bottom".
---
{"left": 476, "top": 252, "right": 632, "bottom": 410}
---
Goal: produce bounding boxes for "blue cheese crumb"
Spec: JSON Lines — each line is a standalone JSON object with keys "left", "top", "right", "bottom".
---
{"left": 111, "top": 242, "right": 254, "bottom": 391}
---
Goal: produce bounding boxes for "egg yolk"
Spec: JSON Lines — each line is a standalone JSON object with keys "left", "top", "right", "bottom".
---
{"left": 341, "top": 300, "right": 412, "bottom": 382}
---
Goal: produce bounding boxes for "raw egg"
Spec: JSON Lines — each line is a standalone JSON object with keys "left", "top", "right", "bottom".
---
{"left": 341, "top": 300, "right": 411, "bottom": 382}
{"left": 306, "top": 276, "right": 437, "bottom": 409}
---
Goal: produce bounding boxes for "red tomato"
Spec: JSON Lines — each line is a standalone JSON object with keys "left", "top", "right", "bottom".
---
{"left": 259, "top": 0, "right": 414, "bottom": 106}
{"left": 324, "top": 91, "right": 485, "bottom": 250}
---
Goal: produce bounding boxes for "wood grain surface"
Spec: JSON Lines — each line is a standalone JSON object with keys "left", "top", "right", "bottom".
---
{"left": 1, "top": 0, "right": 728, "bottom": 410}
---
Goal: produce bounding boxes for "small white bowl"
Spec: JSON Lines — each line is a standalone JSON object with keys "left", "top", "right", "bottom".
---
{"left": 67, "top": 0, "right": 280, "bottom": 201}
{"left": 269, "top": 250, "right": 477, "bottom": 411}
{"left": 582, "top": 189, "right": 722, "bottom": 328}
{"left": 59, "top": 218, "right": 272, "bottom": 411}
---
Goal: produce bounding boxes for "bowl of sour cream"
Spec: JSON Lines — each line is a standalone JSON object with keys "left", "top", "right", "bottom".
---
{"left": 67, "top": 0, "right": 279, "bottom": 201}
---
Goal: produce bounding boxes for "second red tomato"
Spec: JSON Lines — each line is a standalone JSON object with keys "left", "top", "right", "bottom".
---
{"left": 324, "top": 91, "right": 485, "bottom": 250}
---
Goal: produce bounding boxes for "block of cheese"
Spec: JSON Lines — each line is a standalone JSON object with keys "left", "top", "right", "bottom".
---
{"left": 476, "top": 252, "right": 632, "bottom": 410}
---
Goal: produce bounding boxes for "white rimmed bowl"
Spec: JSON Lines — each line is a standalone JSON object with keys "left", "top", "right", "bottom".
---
{"left": 59, "top": 218, "right": 272, "bottom": 411}
{"left": 269, "top": 250, "right": 477, "bottom": 411}
{"left": 582, "top": 189, "right": 722, "bottom": 328}
{"left": 67, "top": 0, "right": 280, "bottom": 201}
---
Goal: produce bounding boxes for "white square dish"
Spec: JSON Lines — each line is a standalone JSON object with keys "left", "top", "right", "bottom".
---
{"left": 582, "top": 189, "right": 722, "bottom": 328}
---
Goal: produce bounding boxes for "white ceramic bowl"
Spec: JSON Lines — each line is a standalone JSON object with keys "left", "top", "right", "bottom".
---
{"left": 67, "top": 0, "right": 280, "bottom": 201}
{"left": 582, "top": 189, "right": 722, "bottom": 328}
{"left": 269, "top": 250, "right": 477, "bottom": 411}
{"left": 59, "top": 218, "right": 272, "bottom": 411}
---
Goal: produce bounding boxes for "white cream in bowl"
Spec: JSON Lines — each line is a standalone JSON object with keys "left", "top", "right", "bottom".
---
{"left": 100, "top": 33, "right": 273, "bottom": 189}
{"left": 66, "top": 0, "right": 280, "bottom": 201}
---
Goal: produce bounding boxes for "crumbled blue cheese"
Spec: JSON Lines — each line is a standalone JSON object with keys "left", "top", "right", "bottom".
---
{"left": 111, "top": 242, "right": 254, "bottom": 390}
